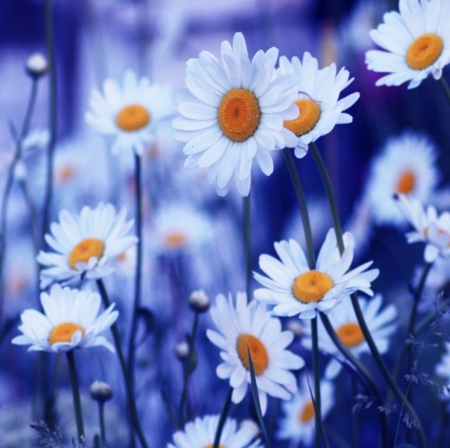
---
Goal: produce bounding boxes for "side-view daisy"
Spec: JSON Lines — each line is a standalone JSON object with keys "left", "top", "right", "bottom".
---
{"left": 167, "top": 414, "right": 262, "bottom": 448}
{"left": 206, "top": 292, "right": 304, "bottom": 415}
{"left": 173, "top": 32, "right": 299, "bottom": 197}
{"left": 366, "top": 0, "right": 450, "bottom": 88}
{"left": 254, "top": 229, "right": 379, "bottom": 319}
{"left": 86, "top": 70, "right": 174, "bottom": 156}
{"left": 37, "top": 203, "right": 138, "bottom": 288}
{"left": 12, "top": 284, "right": 118, "bottom": 353}
{"left": 278, "top": 52, "right": 359, "bottom": 158}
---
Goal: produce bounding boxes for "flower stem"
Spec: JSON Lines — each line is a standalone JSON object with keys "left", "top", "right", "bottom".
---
{"left": 438, "top": 75, "right": 450, "bottom": 107}
{"left": 213, "top": 387, "right": 233, "bottom": 448}
{"left": 243, "top": 195, "right": 252, "bottom": 301}
{"left": 98, "top": 401, "right": 106, "bottom": 446}
{"left": 66, "top": 350, "right": 85, "bottom": 442}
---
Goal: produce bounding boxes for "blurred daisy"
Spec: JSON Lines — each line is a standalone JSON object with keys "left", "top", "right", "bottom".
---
{"left": 173, "top": 32, "right": 299, "bottom": 197}
{"left": 86, "top": 70, "right": 174, "bottom": 156}
{"left": 395, "top": 193, "right": 450, "bottom": 262}
{"left": 277, "top": 374, "right": 334, "bottom": 446}
{"left": 278, "top": 52, "right": 359, "bottom": 158}
{"left": 254, "top": 229, "right": 379, "bottom": 319}
{"left": 206, "top": 292, "right": 304, "bottom": 415}
{"left": 365, "top": 132, "right": 439, "bottom": 226}
{"left": 37, "top": 203, "right": 138, "bottom": 288}
{"left": 366, "top": 0, "right": 450, "bottom": 88}
{"left": 303, "top": 295, "right": 397, "bottom": 378}
{"left": 12, "top": 284, "right": 118, "bottom": 353}
{"left": 167, "top": 414, "right": 262, "bottom": 448}
{"left": 435, "top": 342, "right": 450, "bottom": 391}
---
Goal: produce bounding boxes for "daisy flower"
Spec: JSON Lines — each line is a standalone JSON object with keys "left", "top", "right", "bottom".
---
{"left": 366, "top": 0, "right": 450, "bottom": 89}
{"left": 206, "top": 292, "right": 304, "bottom": 415}
{"left": 395, "top": 193, "right": 450, "bottom": 262}
{"left": 173, "top": 32, "right": 299, "bottom": 197}
{"left": 365, "top": 131, "right": 439, "bottom": 227}
{"left": 167, "top": 414, "right": 262, "bottom": 448}
{"left": 254, "top": 229, "right": 379, "bottom": 320}
{"left": 37, "top": 203, "right": 138, "bottom": 288}
{"left": 278, "top": 52, "right": 359, "bottom": 158}
{"left": 86, "top": 70, "right": 174, "bottom": 156}
{"left": 435, "top": 342, "right": 450, "bottom": 393}
{"left": 277, "top": 374, "right": 334, "bottom": 446}
{"left": 303, "top": 294, "right": 397, "bottom": 379}
{"left": 12, "top": 284, "right": 118, "bottom": 353}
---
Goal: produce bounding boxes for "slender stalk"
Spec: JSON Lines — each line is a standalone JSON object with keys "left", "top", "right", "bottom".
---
{"left": 438, "top": 75, "right": 450, "bottom": 107}
{"left": 243, "top": 195, "right": 252, "bottom": 301}
{"left": 213, "top": 387, "right": 233, "bottom": 448}
{"left": 66, "top": 350, "right": 85, "bottom": 442}
{"left": 98, "top": 401, "right": 106, "bottom": 446}
{"left": 96, "top": 279, "right": 149, "bottom": 448}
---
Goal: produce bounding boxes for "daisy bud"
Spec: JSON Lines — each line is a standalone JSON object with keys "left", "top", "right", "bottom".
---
{"left": 26, "top": 53, "right": 49, "bottom": 78}
{"left": 188, "top": 289, "right": 210, "bottom": 313}
{"left": 286, "top": 319, "right": 304, "bottom": 339}
{"left": 174, "top": 341, "right": 189, "bottom": 361}
{"left": 90, "top": 381, "right": 113, "bottom": 403}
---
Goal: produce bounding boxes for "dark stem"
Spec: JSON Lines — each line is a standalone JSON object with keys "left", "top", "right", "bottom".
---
{"left": 243, "top": 195, "right": 252, "bottom": 301}
{"left": 98, "top": 401, "right": 106, "bottom": 446}
{"left": 66, "top": 350, "right": 85, "bottom": 442}
{"left": 213, "top": 387, "right": 233, "bottom": 448}
{"left": 438, "top": 75, "right": 450, "bottom": 107}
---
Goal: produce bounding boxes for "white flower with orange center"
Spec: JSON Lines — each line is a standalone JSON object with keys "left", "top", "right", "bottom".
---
{"left": 86, "top": 70, "right": 174, "bottom": 156}
{"left": 302, "top": 294, "right": 397, "bottom": 379}
{"left": 167, "top": 414, "right": 262, "bottom": 448}
{"left": 37, "top": 203, "right": 138, "bottom": 288}
{"left": 278, "top": 52, "right": 359, "bottom": 158}
{"left": 276, "top": 374, "right": 334, "bottom": 446}
{"left": 366, "top": 0, "right": 450, "bottom": 88}
{"left": 173, "top": 32, "right": 299, "bottom": 197}
{"left": 253, "top": 229, "right": 379, "bottom": 320}
{"left": 395, "top": 193, "right": 450, "bottom": 262}
{"left": 365, "top": 131, "right": 439, "bottom": 226}
{"left": 12, "top": 284, "right": 118, "bottom": 353}
{"left": 206, "top": 292, "right": 304, "bottom": 415}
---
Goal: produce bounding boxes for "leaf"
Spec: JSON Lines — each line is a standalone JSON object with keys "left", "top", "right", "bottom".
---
{"left": 136, "top": 307, "right": 155, "bottom": 346}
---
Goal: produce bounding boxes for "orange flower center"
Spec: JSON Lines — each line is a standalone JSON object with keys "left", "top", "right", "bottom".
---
{"left": 204, "top": 445, "right": 225, "bottom": 448}
{"left": 116, "top": 104, "right": 150, "bottom": 132}
{"left": 68, "top": 238, "right": 105, "bottom": 269}
{"left": 292, "top": 270, "right": 334, "bottom": 303}
{"left": 58, "top": 166, "right": 75, "bottom": 183}
{"left": 218, "top": 89, "right": 260, "bottom": 142}
{"left": 299, "top": 401, "right": 315, "bottom": 423}
{"left": 396, "top": 170, "right": 416, "bottom": 194}
{"left": 336, "top": 323, "right": 365, "bottom": 348}
{"left": 284, "top": 99, "right": 320, "bottom": 137}
{"left": 406, "top": 33, "right": 443, "bottom": 70}
{"left": 236, "top": 333, "right": 269, "bottom": 375}
{"left": 49, "top": 323, "right": 85, "bottom": 345}
{"left": 165, "top": 232, "right": 187, "bottom": 248}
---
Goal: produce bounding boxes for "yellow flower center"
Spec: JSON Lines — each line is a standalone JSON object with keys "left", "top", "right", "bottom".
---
{"left": 336, "top": 323, "right": 364, "bottom": 348}
{"left": 406, "top": 33, "right": 443, "bottom": 70}
{"left": 116, "top": 104, "right": 151, "bottom": 132}
{"left": 284, "top": 99, "right": 320, "bottom": 137}
{"left": 58, "top": 165, "right": 75, "bottom": 183}
{"left": 396, "top": 170, "right": 416, "bottom": 194}
{"left": 299, "top": 401, "right": 315, "bottom": 423}
{"left": 236, "top": 333, "right": 269, "bottom": 375}
{"left": 165, "top": 232, "right": 187, "bottom": 248}
{"left": 218, "top": 89, "right": 260, "bottom": 142}
{"left": 68, "top": 238, "right": 105, "bottom": 269}
{"left": 49, "top": 323, "right": 85, "bottom": 345}
{"left": 292, "top": 270, "right": 334, "bottom": 303}
{"left": 204, "top": 445, "right": 225, "bottom": 448}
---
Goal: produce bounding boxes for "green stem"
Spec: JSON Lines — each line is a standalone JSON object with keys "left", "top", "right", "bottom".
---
{"left": 438, "top": 75, "right": 450, "bottom": 107}
{"left": 243, "top": 195, "right": 252, "bottom": 301}
{"left": 213, "top": 387, "right": 233, "bottom": 448}
{"left": 66, "top": 351, "right": 85, "bottom": 442}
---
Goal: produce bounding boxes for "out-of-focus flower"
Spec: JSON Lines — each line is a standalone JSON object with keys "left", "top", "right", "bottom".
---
{"left": 12, "top": 284, "right": 118, "bottom": 353}
{"left": 37, "top": 203, "right": 137, "bottom": 288}
{"left": 25, "top": 53, "right": 48, "bottom": 78}
{"left": 173, "top": 32, "right": 299, "bottom": 197}
{"left": 435, "top": 342, "right": 450, "bottom": 394}
{"left": 254, "top": 229, "right": 379, "bottom": 319}
{"left": 167, "top": 414, "right": 262, "bottom": 448}
{"left": 277, "top": 374, "right": 334, "bottom": 446}
{"left": 90, "top": 381, "right": 113, "bottom": 402}
{"left": 303, "top": 295, "right": 397, "bottom": 378}
{"left": 86, "top": 70, "right": 174, "bottom": 156}
{"left": 206, "top": 292, "right": 304, "bottom": 415}
{"left": 174, "top": 341, "right": 190, "bottom": 361}
{"left": 278, "top": 52, "right": 359, "bottom": 158}
{"left": 365, "top": 132, "right": 439, "bottom": 227}
{"left": 366, "top": 0, "right": 450, "bottom": 89}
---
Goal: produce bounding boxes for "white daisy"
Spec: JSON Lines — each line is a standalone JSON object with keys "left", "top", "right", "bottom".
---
{"left": 167, "top": 414, "right": 262, "bottom": 448}
{"left": 173, "top": 32, "right": 299, "bottom": 197}
{"left": 395, "top": 193, "right": 450, "bottom": 262}
{"left": 86, "top": 70, "right": 174, "bottom": 156}
{"left": 365, "top": 131, "right": 439, "bottom": 227}
{"left": 277, "top": 374, "right": 334, "bottom": 446}
{"left": 37, "top": 203, "right": 138, "bottom": 288}
{"left": 12, "top": 284, "right": 118, "bottom": 353}
{"left": 366, "top": 0, "right": 450, "bottom": 89}
{"left": 206, "top": 292, "right": 304, "bottom": 415}
{"left": 435, "top": 342, "right": 450, "bottom": 396}
{"left": 254, "top": 229, "right": 379, "bottom": 320}
{"left": 302, "top": 294, "right": 397, "bottom": 379}
{"left": 278, "top": 52, "right": 359, "bottom": 158}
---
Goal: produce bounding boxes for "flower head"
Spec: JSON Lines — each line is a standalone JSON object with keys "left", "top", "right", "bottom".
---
{"left": 366, "top": 0, "right": 450, "bottom": 88}
{"left": 12, "top": 284, "right": 118, "bottom": 353}
{"left": 206, "top": 292, "right": 304, "bottom": 415}
{"left": 254, "top": 229, "right": 379, "bottom": 319}
{"left": 37, "top": 203, "right": 138, "bottom": 288}
{"left": 173, "top": 32, "right": 299, "bottom": 197}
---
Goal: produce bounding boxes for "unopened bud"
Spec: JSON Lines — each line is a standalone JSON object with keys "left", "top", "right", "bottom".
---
{"left": 188, "top": 289, "right": 210, "bottom": 313}
{"left": 26, "top": 53, "right": 49, "bottom": 78}
{"left": 286, "top": 319, "right": 304, "bottom": 339}
{"left": 174, "top": 341, "right": 189, "bottom": 361}
{"left": 90, "top": 381, "right": 113, "bottom": 402}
